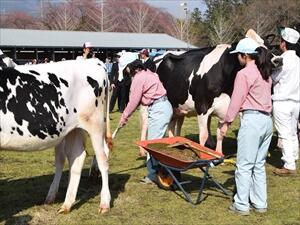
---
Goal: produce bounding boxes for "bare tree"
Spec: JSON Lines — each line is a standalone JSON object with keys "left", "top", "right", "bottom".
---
{"left": 0, "top": 11, "right": 40, "bottom": 29}
{"left": 113, "top": 0, "right": 161, "bottom": 33}
{"left": 208, "top": 7, "right": 237, "bottom": 44}
{"left": 84, "top": 1, "right": 119, "bottom": 32}
{"left": 41, "top": 1, "right": 80, "bottom": 30}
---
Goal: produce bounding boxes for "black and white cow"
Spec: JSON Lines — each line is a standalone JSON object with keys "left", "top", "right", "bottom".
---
{"left": 0, "top": 58, "right": 112, "bottom": 214}
{"left": 155, "top": 44, "right": 242, "bottom": 153}
{"left": 155, "top": 40, "right": 279, "bottom": 153}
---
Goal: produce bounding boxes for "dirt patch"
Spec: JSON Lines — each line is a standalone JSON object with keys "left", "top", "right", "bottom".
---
{"left": 147, "top": 143, "right": 201, "bottom": 161}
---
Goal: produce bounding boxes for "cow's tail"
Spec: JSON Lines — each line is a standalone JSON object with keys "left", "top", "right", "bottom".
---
{"left": 105, "top": 76, "right": 113, "bottom": 151}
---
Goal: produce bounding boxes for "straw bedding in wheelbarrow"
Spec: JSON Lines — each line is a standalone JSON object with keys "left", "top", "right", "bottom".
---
{"left": 147, "top": 143, "right": 201, "bottom": 161}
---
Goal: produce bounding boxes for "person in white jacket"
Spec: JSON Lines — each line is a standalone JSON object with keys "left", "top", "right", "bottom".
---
{"left": 272, "top": 27, "right": 300, "bottom": 176}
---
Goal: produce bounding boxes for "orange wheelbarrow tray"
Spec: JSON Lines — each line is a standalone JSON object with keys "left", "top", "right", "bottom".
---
{"left": 137, "top": 136, "right": 233, "bottom": 205}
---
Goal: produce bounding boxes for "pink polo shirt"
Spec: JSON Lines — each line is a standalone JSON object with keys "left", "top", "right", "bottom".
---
{"left": 224, "top": 60, "right": 272, "bottom": 123}
{"left": 121, "top": 69, "right": 167, "bottom": 123}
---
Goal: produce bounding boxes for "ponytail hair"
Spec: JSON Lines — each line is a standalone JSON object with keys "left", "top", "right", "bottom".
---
{"left": 247, "top": 47, "right": 272, "bottom": 81}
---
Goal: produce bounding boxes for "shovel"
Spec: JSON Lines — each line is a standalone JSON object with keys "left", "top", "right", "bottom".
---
{"left": 167, "top": 141, "right": 222, "bottom": 159}
{"left": 112, "top": 126, "right": 123, "bottom": 139}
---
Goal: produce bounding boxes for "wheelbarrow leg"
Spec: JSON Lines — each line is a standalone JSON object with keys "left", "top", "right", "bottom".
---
{"left": 164, "top": 166, "right": 195, "bottom": 205}
{"left": 195, "top": 165, "right": 209, "bottom": 204}
{"left": 200, "top": 167, "right": 233, "bottom": 196}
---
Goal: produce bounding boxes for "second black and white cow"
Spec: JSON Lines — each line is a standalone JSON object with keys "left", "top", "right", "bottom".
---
{"left": 156, "top": 44, "right": 243, "bottom": 153}
{"left": 156, "top": 42, "right": 279, "bottom": 153}
{"left": 0, "top": 58, "right": 112, "bottom": 213}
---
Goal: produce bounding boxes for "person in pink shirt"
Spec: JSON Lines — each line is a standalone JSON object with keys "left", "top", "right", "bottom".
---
{"left": 118, "top": 59, "right": 173, "bottom": 184}
{"left": 220, "top": 37, "right": 273, "bottom": 215}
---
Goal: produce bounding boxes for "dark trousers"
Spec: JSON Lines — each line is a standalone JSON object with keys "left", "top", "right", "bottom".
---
{"left": 110, "top": 80, "right": 127, "bottom": 112}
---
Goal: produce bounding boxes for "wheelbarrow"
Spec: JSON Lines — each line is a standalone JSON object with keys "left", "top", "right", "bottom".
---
{"left": 137, "top": 136, "right": 232, "bottom": 205}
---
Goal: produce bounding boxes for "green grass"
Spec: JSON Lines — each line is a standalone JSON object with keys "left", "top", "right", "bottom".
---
{"left": 0, "top": 110, "right": 299, "bottom": 225}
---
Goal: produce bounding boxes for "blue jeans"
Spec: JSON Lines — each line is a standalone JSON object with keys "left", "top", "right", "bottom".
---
{"left": 234, "top": 111, "right": 273, "bottom": 211}
{"left": 146, "top": 98, "right": 173, "bottom": 181}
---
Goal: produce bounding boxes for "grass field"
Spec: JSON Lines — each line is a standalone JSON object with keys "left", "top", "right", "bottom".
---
{"left": 0, "top": 110, "right": 299, "bottom": 225}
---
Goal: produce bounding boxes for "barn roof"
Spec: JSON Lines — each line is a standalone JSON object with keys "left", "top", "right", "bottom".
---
{"left": 0, "top": 28, "right": 197, "bottom": 50}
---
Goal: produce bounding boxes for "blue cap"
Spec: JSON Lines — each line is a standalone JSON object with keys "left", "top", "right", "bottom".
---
{"left": 230, "top": 37, "right": 259, "bottom": 54}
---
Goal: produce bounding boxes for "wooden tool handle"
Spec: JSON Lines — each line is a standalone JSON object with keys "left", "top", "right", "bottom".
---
{"left": 168, "top": 141, "right": 222, "bottom": 159}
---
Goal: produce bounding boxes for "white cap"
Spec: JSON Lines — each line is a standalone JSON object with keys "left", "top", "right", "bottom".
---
{"left": 230, "top": 37, "right": 260, "bottom": 54}
{"left": 83, "top": 42, "right": 93, "bottom": 48}
{"left": 280, "top": 27, "right": 300, "bottom": 44}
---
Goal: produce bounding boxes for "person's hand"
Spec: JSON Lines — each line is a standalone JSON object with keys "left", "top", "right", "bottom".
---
{"left": 111, "top": 84, "right": 116, "bottom": 89}
{"left": 220, "top": 123, "right": 228, "bottom": 137}
{"left": 118, "top": 119, "right": 126, "bottom": 128}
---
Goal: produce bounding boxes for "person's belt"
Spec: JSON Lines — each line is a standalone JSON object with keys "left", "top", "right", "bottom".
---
{"left": 242, "top": 109, "right": 271, "bottom": 116}
{"left": 151, "top": 95, "right": 168, "bottom": 105}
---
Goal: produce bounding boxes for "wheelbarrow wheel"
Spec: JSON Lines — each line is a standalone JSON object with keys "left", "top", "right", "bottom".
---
{"left": 157, "top": 168, "right": 174, "bottom": 190}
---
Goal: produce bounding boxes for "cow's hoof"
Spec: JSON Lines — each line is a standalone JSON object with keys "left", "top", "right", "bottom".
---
{"left": 57, "top": 206, "right": 70, "bottom": 214}
{"left": 44, "top": 196, "right": 56, "bottom": 204}
{"left": 98, "top": 207, "right": 110, "bottom": 214}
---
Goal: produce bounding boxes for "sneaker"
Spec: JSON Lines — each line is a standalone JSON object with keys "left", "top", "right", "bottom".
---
{"left": 273, "top": 167, "right": 296, "bottom": 176}
{"left": 250, "top": 206, "right": 267, "bottom": 213}
{"left": 229, "top": 205, "right": 250, "bottom": 216}
{"left": 140, "top": 176, "right": 156, "bottom": 184}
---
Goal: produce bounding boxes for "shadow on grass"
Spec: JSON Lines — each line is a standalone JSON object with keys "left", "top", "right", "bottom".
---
{"left": 159, "top": 169, "right": 235, "bottom": 205}
{"left": 4, "top": 215, "right": 32, "bottom": 225}
{"left": 0, "top": 168, "right": 130, "bottom": 223}
{"left": 184, "top": 132, "right": 238, "bottom": 157}
{"left": 266, "top": 135, "right": 283, "bottom": 168}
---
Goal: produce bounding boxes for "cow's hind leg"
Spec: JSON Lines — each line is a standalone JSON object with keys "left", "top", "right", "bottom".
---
{"left": 80, "top": 111, "right": 111, "bottom": 213}
{"left": 89, "top": 132, "right": 110, "bottom": 214}
{"left": 45, "top": 140, "right": 66, "bottom": 204}
{"left": 58, "top": 129, "right": 86, "bottom": 214}
{"left": 213, "top": 93, "right": 231, "bottom": 153}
